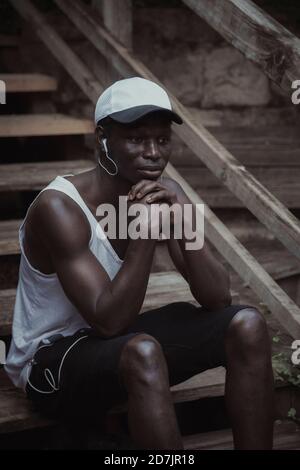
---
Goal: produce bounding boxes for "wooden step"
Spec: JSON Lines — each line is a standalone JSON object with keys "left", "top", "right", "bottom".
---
{"left": 0, "top": 361, "right": 293, "bottom": 440}
{"left": 172, "top": 126, "right": 300, "bottom": 167}
{"left": 177, "top": 167, "right": 300, "bottom": 208}
{"left": 0, "top": 373, "right": 54, "bottom": 434}
{"left": 0, "top": 114, "right": 94, "bottom": 138}
{"left": 183, "top": 420, "right": 300, "bottom": 450}
{"left": 0, "top": 160, "right": 94, "bottom": 191}
{"left": 0, "top": 74, "right": 58, "bottom": 93}
{"left": 0, "top": 365, "right": 226, "bottom": 434}
{"left": 0, "top": 220, "right": 20, "bottom": 256}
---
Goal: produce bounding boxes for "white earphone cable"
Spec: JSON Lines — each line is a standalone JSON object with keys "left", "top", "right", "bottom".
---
{"left": 26, "top": 335, "right": 88, "bottom": 395}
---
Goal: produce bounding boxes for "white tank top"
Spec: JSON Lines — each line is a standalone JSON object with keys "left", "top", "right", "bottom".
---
{"left": 5, "top": 175, "right": 124, "bottom": 390}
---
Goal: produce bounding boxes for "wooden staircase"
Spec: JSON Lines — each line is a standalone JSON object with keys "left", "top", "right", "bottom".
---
{"left": 1, "top": 0, "right": 300, "bottom": 449}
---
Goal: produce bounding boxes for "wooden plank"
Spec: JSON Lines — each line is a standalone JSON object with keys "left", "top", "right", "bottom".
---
{"left": 0, "top": 220, "right": 20, "bottom": 256}
{"left": 50, "top": 0, "right": 300, "bottom": 263}
{"left": 177, "top": 167, "right": 300, "bottom": 209}
{"left": 183, "top": 420, "right": 300, "bottom": 450}
{"left": 95, "top": 0, "right": 132, "bottom": 50}
{"left": 0, "top": 366, "right": 292, "bottom": 435}
{"left": 166, "top": 164, "right": 300, "bottom": 339}
{"left": 141, "top": 271, "right": 197, "bottom": 312}
{"left": 0, "top": 74, "right": 57, "bottom": 93}
{"left": 0, "top": 160, "right": 94, "bottom": 192}
{"left": 0, "top": 289, "right": 15, "bottom": 336}
{"left": 0, "top": 114, "right": 94, "bottom": 138}
{"left": 182, "top": 0, "right": 300, "bottom": 94}
{"left": 0, "top": 386, "right": 54, "bottom": 434}
{"left": 172, "top": 127, "right": 300, "bottom": 167}
{"left": 0, "top": 366, "right": 224, "bottom": 434}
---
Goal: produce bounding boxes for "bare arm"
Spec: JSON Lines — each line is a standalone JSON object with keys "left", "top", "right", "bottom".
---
{"left": 128, "top": 177, "right": 231, "bottom": 310}
{"left": 31, "top": 192, "right": 156, "bottom": 337}
{"left": 166, "top": 179, "right": 232, "bottom": 310}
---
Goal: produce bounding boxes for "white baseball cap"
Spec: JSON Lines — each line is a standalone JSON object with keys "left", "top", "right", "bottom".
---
{"left": 95, "top": 77, "right": 183, "bottom": 126}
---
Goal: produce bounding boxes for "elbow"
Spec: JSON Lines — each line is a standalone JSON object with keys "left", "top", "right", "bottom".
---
{"left": 215, "top": 291, "right": 232, "bottom": 310}
{"left": 197, "top": 290, "right": 232, "bottom": 311}
{"left": 94, "top": 325, "right": 116, "bottom": 339}
{"left": 92, "top": 311, "right": 136, "bottom": 339}
{"left": 93, "top": 314, "right": 126, "bottom": 338}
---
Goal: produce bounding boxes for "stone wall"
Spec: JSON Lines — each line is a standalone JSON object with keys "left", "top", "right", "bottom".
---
{"left": 133, "top": 6, "right": 285, "bottom": 109}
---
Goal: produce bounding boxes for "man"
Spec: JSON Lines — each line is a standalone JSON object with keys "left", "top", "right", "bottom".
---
{"left": 5, "top": 77, "right": 274, "bottom": 450}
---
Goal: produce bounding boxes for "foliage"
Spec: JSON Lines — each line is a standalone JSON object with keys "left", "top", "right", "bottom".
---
{"left": 272, "top": 350, "right": 300, "bottom": 388}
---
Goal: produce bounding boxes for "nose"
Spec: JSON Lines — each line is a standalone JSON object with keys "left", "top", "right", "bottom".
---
{"left": 144, "top": 139, "right": 160, "bottom": 160}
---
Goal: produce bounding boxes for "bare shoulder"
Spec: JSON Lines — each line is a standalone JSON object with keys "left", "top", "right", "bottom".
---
{"left": 27, "top": 190, "right": 91, "bottom": 255}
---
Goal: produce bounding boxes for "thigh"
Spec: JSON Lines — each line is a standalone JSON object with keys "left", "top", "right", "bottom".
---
{"left": 127, "top": 302, "right": 253, "bottom": 386}
{"left": 26, "top": 328, "right": 139, "bottom": 424}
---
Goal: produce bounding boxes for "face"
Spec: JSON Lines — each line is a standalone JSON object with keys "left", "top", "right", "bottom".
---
{"left": 98, "top": 113, "right": 172, "bottom": 184}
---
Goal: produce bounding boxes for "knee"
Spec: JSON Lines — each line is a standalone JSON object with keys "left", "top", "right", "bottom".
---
{"left": 226, "top": 307, "right": 270, "bottom": 363}
{"left": 119, "top": 334, "right": 165, "bottom": 384}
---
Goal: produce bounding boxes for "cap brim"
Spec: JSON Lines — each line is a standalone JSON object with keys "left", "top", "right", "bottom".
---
{"left": 109, "top": 105, "right": 183, "bottom": 125}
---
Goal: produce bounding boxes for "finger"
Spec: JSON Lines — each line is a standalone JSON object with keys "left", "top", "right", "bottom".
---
{"left": 128, "top": 180, "right": 148, "bottom": 200}
{"left": 130, "top": 181, "right": 163, "bottom": 200}
{"left": 146, "top": 190, "right": 171, "bottom": 204}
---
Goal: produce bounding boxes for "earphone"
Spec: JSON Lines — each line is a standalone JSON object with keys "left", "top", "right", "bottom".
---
{"left": 98, "top": 137, "right": 118, "bottom": 176}
{"left": 102, "top": 137, "right": 108, "bottom": 153}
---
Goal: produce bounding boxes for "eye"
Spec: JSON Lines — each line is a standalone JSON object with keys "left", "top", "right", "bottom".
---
{"left": 128, "top": 137, "right": 143, "bottom": 144}
{"left": 158, "top": 136, "right": 170, "bottom": 145}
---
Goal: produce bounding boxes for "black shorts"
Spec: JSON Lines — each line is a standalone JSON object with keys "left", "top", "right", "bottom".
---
{"left": 26, "top": 302, "right": 252, "bottom": 424}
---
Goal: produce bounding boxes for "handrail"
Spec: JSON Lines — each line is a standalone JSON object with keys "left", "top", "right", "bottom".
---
{"left": 183, "top": 0, "right": 300, "bottom": 94}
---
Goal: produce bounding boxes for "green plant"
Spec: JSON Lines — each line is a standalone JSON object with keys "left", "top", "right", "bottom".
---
{"left": 272, "top": 351, "right": 300, "bottom": 387}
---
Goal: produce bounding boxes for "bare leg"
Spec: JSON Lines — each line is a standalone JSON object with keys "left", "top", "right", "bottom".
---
{"left": 119, "top": 334, "right": 183, "bottom": 450}
{"left": 225, "top": 308, "right": 275, "bottom": 449}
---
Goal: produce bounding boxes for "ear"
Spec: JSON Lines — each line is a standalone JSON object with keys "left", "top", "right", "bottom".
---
{"left": 95, "top": 125, "right": 105, "bottom": 146}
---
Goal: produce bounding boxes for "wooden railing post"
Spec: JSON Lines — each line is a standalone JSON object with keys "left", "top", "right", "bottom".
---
{"left": 182, "top": 0, "right": 300, "bottom": 94}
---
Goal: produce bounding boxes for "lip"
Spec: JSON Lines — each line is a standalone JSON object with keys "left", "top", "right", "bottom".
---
{"left": 137, "top": 168, "right": 162, "bottom": 177}
{"left": 138, "top": 167, "right": 162, "bottom": 171}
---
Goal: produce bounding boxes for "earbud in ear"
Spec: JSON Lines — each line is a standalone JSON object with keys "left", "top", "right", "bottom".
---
{"left": 102, "top": 138, "right": 108, "bottom": 153}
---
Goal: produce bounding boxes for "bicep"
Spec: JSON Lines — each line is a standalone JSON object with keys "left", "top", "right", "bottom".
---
{"left": 53, "top": 246, "right": 111, "bottom": 327}
{"left": 34, "top": 193, "right": 112, "bottom": 327}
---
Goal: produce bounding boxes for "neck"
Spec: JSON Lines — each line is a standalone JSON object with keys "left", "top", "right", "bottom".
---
{"left": 94, "top": 165, "right": 132, "bottom": 206}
